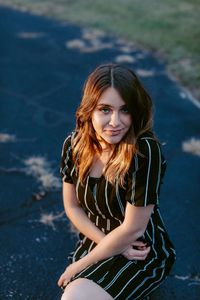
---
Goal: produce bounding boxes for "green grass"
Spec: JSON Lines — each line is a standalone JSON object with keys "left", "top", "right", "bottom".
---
{"left": 1, "top": 0, "right": 200, "bottom": 100}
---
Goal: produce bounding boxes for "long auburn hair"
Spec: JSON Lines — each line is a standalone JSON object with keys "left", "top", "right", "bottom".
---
{"left": 72, "top": 64, "right": 154, "bottom": 187}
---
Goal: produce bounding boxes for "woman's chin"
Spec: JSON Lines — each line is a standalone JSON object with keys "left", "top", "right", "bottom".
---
{"left": 103, "top": 135, "right": 123, "bottom": 145}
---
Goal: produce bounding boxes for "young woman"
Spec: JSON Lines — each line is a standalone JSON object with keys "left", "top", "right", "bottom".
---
{"left": 58, "top": 64, "right": 176, "bottom": 300}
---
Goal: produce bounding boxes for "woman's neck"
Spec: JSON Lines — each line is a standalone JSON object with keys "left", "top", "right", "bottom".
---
{"left": 89, "top": 149, "right": 112, "bottom": 178}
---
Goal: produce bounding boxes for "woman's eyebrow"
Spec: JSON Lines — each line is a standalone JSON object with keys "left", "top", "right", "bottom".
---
{"left": 97, "top": 103, "right": 111, "bottom": 107}
{"left": 97, "top": 103, "right": 127, "bottom": 108}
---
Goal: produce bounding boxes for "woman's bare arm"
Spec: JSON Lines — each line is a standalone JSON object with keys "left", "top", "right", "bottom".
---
{"left": 77, "top": 202, "right": 153, "bottom": 266}
{"left": 63, "top": 182, "right": 146, "bottom": 260}
{"left": 63, "top": 182, "right": 105, "bottom": 244}
{"left": 58, "top": 202, "right": 153, "bottom": 287}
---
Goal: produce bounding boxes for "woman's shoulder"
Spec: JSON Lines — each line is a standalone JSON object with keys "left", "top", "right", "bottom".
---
{"left": 62, "top": 131, "right": 76, "bottom": 151}
{"left": 60, "top": 132, "right": 77, "bottom": 183}
{"left": 137, "top": 132, "right": 160, "bottom": 155}
{"left": 62, "top": 134, "right": 72, "bottom": 154}
{"left": 134, "top": 132, "right": 165, "bottom": 170}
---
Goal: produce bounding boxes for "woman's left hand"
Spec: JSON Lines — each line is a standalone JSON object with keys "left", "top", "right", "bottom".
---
{"left": 122, "top": 242, "right": 150, "bottom": 260}
{"left": 57, "top": 261, "right": 81, "bottom": 288}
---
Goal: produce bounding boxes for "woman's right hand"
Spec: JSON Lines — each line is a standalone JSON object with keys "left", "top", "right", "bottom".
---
{"left": 122, "top": 241, "right": 150, "bottom": 260}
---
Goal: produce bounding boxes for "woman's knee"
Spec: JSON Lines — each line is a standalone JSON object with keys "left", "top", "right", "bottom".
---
{"left": 61, "top": 279, "right": 89, "bottom": 300}
{"left": 61, "top": 279, "right": 82, "bottom": 300}
{"left": 61, "top": 278, "right": 113, "bottom": 300}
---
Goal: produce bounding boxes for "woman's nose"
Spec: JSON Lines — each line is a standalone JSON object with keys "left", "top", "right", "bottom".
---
{"left": 109, "top": 112, "right": 121, "bottom": 127}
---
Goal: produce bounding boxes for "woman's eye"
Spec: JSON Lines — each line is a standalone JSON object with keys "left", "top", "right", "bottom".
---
{"left": 100, "top": 107, "right": 110, "bottom": 114}
{"left": 121, "top": 107, "right": 129, "bottom": 114}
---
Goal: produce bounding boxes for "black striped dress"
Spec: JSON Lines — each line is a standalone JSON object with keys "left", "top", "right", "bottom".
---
{"left": 60, "top": 132, "right": 176, "bottom": 300}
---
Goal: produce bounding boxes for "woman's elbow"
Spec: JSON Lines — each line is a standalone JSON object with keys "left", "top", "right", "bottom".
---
{"left": 121, "top": 223, "right": 145, "bottom": 242}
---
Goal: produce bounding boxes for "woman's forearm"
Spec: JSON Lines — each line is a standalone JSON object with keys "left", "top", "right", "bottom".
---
{"left": 58, "top": 220, "right": 149, "bottom": 287}
{"left": 74, "top": 223, "right": 143, "bottom": 270}
{"left": 66, "top": 206, "right": 105, "bottom": 244}
{"left": 63, "top": 183, "right": 105, "bottom": 244}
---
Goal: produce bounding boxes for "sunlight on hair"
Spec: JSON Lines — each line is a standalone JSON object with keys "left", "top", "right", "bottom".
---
{"left": 0, "top": 133, "right": 16, "bottom": 143}
{"left": 182, "top": 138, "right": 200, "bottom": 156}
{"left": 23, "top": 156, "right": 61, "bottom": 190}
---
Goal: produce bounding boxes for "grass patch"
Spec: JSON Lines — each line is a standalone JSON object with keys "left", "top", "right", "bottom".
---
{"left": 1, "top": 0, "right": 200, "bottom": 100}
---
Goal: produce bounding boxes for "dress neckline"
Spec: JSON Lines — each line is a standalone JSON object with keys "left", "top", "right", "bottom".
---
{"left": 88, "top": 176, "right": 100, "bottom": 192}
{"left": 89, "top": 176, "right": 101, "bottom": 181}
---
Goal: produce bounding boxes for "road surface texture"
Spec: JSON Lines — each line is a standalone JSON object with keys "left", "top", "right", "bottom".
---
{"left": 0, "top": 6, "right": 200, "bottom": 300}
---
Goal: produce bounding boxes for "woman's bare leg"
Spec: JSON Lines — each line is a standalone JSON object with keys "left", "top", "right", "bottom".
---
{"left": 61, "top": 278, "right": 113, "bottom": 300}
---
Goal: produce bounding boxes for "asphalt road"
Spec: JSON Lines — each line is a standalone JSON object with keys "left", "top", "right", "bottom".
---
{"left": 0, "top": 5, "right": 200, "bottom": 300}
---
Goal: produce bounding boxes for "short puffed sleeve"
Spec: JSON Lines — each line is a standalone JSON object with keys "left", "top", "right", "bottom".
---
{"left": 60, "top": 135, "right": 74, "bottom": 184}
{"left": 126, "top": 138, "right": 166, "bottom": 207}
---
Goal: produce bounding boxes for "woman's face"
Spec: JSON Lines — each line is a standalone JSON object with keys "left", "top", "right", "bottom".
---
{"left": 91, "top": 87, "right": 132, "bottom": 148}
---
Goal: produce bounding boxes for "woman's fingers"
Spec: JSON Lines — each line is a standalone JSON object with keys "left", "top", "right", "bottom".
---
{"left": 134, "top": 246, "right": 150, "bottom": 256}
{"left": 132, "top": 241, "right": 149, "bottom": 250}
{"left": 58, "top": 273, "right": 65, "bottom": 287}
{"left": 58, "top": 272, "right": 70, "bottom": 287}
{"left": 123, "top": 246, "right": 151, "bottom": 260}
{"left": 132, "top": 248, "right": 150, "bottom": 260}
{"left": 132, "top": 241, "right": 147, "bottom": 247}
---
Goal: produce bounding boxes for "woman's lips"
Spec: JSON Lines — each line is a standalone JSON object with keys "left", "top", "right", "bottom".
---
{"left": 105, "top": 129, "right": 122, "bottom": 136}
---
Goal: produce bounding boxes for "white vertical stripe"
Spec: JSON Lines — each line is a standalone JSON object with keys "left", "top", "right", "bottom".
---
{"left": 157, "top": 225, "right": 165, "bottom": 232}
{"left": 105, "top": 180, "right": 114, "bottom": 217}
{"left": 61, "top": 135, "right": 71, "bottom": 155}
{"left": 88, "top": 241, "right": 95, "bottom": 253}
{"left": 157, "top": 208, "right": 166, "bottom": 228}
{"left": 70, "top": 164, "right": 76, "bottom": 177}
{"left": 84, "top": 176, "right": 94, "bottom": 215}
{"left": 106, "top": 219, "right": 110, "bottom": 231}
{"left": 93, "top": 184, "right": 106, "bottom": 219}
{"left": 79, "top": 250, "right": 87, "bottom": 259}
{"left": 72, "top": 236, "right": 87, "bottom": 262}
{"left": 149, "top": 217, "right": 157, "bottom": 258}
{"left": 62, "top": 146, "right": 71, "bottom": 180}
{"left": 160, "top": 234, "right": 170, "bottom": 259}
{"left": 130, "top": 156, "right": 138, "bottom": 203}
{"left": 144, "top": 140, "right": 152, "bottom": 206}
{"left": 76, "top": 177, "right": 80, "bottom": 201}
{"left": 116, "top": 181, "right": 125, "bottom": 215}
{"left": 95, "top": 215, "right": 99, "bottom": 227}
{"left": 155, "top": 143, "right": 162, "bottom": 200}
